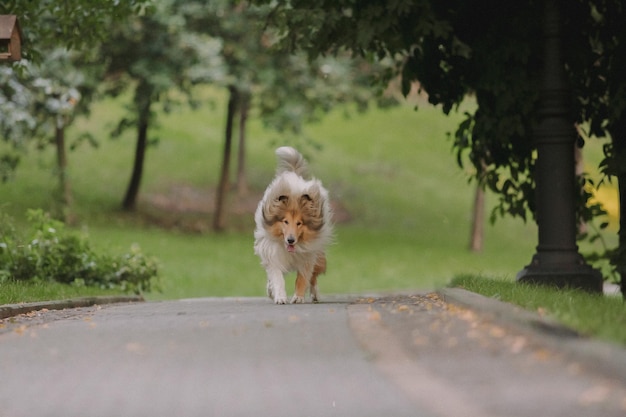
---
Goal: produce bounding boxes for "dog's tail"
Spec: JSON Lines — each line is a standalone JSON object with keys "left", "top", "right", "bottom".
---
{"left": 275, "top": 146, "right": 309, "bottom": 178}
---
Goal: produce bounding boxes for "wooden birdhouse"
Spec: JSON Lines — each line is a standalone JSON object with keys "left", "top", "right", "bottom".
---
{"left": 0, "top": 15, "right": 21, "bottom": 62}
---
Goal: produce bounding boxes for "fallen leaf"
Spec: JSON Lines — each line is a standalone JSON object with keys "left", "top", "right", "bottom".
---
{"left": 489, "top": 326, "right": 506, "bottom": 338}
{"left": 533, "top": 348, "right": 553, "bottom": 361}
{"left": 126, "top": 342, "right": 145, "bottom": 355}
{"left": 510, "top": 336, "right": 527, "bottom": 354}
{"left": 368, "top": 310, "right": 381, "bottom": 321}
{"left": 14, "top": 325, "right": 27, "bottom": 335}
{"left": 579, "top": 385, "right": 610, "bottom": 406}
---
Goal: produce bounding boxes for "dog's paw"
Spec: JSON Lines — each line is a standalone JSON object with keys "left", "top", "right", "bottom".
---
{"left": 274, "top": 296, "right": 287, "bottom": 305}
{"left": 310, "top": 288, "right": 319, "bottom": 303}
{"left": 290, "top": 295, "right": 305, "bottom": 304}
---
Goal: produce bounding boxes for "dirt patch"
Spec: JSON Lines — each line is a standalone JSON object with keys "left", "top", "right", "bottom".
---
{"left": 137, "top": 184, "right": 351, "bottom": 234}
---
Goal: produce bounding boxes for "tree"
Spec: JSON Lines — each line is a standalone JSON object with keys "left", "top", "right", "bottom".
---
{"left": 1, "top": 0, "right": 152, "bottom": 63}
{"left": 0, "top": 66, "right": 33, "bottom": 181}
{"left": 256, "top": 0, "right": 626, "bottom": 291}
{"left": 0, "top": 0, "right": 151, "bottom": 183}
{"left": 25, "top": 49, "right": 99, "bottom": 222}
{"left": 570, "top": 0, "right": 626, "bottom": 295}
{"left": 0, "top": 47, "right": 100, "bottom": 223}
{"left": 100, "top": 0, "right": 224, "bottom": 211}
{"left": 213, "top": 86, "right": 239, "bottom": 231}
{"left": 180, "top": 0, "right": 397, "bottom": 231}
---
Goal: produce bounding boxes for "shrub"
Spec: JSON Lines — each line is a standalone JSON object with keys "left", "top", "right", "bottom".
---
{"left": 0, "top": 209, "right": 159, "bottom": 294}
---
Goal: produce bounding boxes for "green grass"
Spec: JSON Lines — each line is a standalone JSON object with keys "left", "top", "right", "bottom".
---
{"left": 451, "top": 274, "right": 626, "bottom": 346}
{"left": 0, "top": 281, "right": 124, "bottom": 305}
{"left": 0, "top": 86, "right": 617, "bottom": 303}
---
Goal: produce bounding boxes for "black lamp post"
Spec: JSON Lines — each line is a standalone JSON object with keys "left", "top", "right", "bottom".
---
{"left": 516, "top": 0, "right": 603, "bottom": 292}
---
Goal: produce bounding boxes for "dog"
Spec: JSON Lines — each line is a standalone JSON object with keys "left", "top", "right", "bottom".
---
{"left": 254, "top": 146, "right": 333, "bottom": 304}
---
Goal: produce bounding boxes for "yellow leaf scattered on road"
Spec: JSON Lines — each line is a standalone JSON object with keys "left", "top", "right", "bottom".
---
{"left": 368, "top": 310, "right": 381, "bottom": 321}
{"left": 14, "top": 325, "right": 27, "bottom": 335}
{"left": 579, "top": 385, "right": 610, "bottom": 406}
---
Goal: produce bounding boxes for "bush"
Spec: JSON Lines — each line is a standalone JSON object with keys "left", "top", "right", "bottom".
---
{"left": 0, "top": 209, "right": 159, "bottom": 294}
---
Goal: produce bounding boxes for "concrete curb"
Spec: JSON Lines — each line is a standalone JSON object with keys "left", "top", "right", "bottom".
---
{"left": 0, "top": 295, "right": 144, "bottom": 320}
{"left": 438, "top": 287, "right": 626, "bottom": 383}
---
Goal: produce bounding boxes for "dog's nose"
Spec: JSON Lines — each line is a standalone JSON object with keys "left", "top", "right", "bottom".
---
{"left": 287, "top": 237, "right": 295, "bottom": 244}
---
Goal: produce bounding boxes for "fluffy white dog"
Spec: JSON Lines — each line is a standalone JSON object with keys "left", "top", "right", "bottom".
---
{"left": 254, "top": 147, "right": 333, "bottom": 304}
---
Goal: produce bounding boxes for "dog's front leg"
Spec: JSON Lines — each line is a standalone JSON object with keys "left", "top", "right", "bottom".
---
{"left": 291, "top": 271, "right": 308, "bottom": 304}
{"left": 267, "top": 268, "right": 287, "bottom": 304}
{"left": 291, "top": 264, "right": 314, "bottom": 304}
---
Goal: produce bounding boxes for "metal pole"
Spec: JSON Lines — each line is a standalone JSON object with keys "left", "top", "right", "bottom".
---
{"left": 516, "top": 0, "right": 603, "bottom": 292}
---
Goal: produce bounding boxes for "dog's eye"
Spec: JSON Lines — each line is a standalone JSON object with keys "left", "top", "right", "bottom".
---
{"left": 296, "top": 221, "right": 302, "bottom": 227}
{"left": 283, "top": 220, "right": 289, "bottom": 225}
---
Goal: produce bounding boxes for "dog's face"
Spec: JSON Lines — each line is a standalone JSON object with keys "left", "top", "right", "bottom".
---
{"left": 263, "top": 188, "right": 324, "bottom": 253}
{"left": 278, "top": 202, "right": 304, "bottom": 253}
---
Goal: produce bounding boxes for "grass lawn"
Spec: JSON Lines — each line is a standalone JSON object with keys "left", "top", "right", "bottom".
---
{"left": 0, "top": 86, "right": 617, "bottom": 303}
{"left": 451, "top": 274, "right": 626, "bottom": 346}
{"left": 0, "top": 281, "right": 125, "bottom": 305}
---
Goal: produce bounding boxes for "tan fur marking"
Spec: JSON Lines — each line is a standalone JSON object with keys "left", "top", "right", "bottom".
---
{"left": 294, "top": 272, "right": 307, "bottom": 299}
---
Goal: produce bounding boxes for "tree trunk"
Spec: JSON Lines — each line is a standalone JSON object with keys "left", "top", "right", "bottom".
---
{"left": 213, "top": 85, "right": 239, "bottom": 232}
{"left": 469, "top": 183, "right": 485, "bottom": 252}
{"left": 55, "top": 122, "right": 73, "bottom": 222}
{"left": 236, "top": 91, "right": 250, "bottom": 197}
{"left": 469, "top": 160, "right": 486, "bottom": 252}
{"left": 122, "top": 92, "right": 151, "bottom": 211}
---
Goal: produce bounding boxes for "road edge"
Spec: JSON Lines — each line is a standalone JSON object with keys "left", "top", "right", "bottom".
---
{"left": 0, "top": 295, "right": 144, "bottom": 320}
{"left": 438, "top": 287, "right": 626, "bottom": 383}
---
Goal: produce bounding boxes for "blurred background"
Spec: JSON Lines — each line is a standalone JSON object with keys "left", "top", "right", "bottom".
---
{"left": 0, "top": 0, "right": 615, "bottom": 300}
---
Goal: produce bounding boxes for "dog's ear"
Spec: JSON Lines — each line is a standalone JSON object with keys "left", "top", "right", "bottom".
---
{"left": 301, "top": 183, "right": 321, "bottom": 205}
{"left": 263, "top": 194, "right": 290, "bottom": 226}
{"left": 299, "top": 193, "right": 315, "bottom": 212}
{"left": 299, "top": 186, "right": 324, "bottom": 230}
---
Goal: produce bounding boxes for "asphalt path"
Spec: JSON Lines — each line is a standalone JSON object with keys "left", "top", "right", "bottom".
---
{"left": 0, "top": 293, "right": 625, "bottom": 417}
{"left": 0, "top": 296, "right": 428, "bottom": 417}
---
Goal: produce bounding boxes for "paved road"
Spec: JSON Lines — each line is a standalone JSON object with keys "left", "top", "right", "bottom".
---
{"left": 0, "top": 293, "right": 625, "bottom": 417}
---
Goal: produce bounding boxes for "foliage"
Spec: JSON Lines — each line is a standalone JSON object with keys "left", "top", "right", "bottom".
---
{"left": 0, "top": 66, "right": 30, "bottom": 180}
{"left": 257, "top": 0, "right": 544, "bottom": 222}
{"left": 0, "top": 0, "right": 151, "bottom": 185}
{"left": 99, "top": 0, "right": 225, "bottom": 210}
{"left": 0, "top": 209, "right": 159, "bottom": 293}
{"left": 1, "top": 0, "right": 153, "bottom": 63}
{"left": 180, "top": 0, "right": 397, "bottom": 136}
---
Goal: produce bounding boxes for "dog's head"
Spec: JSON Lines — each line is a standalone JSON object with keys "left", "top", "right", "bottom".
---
{"left": 262, "top": 183, "right": 325, "bottom": 253}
